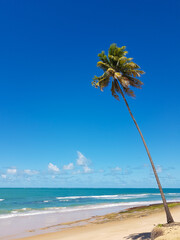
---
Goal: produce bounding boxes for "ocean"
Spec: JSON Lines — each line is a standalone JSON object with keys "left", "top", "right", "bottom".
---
{"left": 0, "top": 188, "right": 180, "bottom": 219}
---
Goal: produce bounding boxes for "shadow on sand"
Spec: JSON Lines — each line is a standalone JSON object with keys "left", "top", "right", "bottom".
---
{"left": 125, "top": 232, "right": 151, "bottom": 240}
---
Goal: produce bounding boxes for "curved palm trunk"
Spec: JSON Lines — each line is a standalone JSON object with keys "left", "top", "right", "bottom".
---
{"left": 118, "top": 87, "right": 174, "bottom": 224}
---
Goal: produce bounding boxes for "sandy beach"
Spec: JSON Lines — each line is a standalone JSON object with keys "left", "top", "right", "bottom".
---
{"left": 15, "top": 203, "right": 180, "bottom": 240}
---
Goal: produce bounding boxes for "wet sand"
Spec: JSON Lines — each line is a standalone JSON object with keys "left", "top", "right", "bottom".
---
{"left": 0, "top": 201, "right": 162, "bottom": 239}
{"left": 8, "top": 203, "right": 180, "bottom": 240}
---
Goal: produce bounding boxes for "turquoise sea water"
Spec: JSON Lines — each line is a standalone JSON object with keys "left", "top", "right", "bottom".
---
{"left": 0, "top": 188, "right": 180, "bottom": 218}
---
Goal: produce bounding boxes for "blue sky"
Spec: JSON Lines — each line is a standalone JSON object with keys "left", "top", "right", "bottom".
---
{"left": 0, "top": 0, "right": 179, "bottom": 188}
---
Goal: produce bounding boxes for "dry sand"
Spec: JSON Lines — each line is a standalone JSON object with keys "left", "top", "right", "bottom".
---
{"left": 17, "top": 204, "right": 180, "bottom": 240}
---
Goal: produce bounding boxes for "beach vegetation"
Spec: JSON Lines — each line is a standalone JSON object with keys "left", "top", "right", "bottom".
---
{"left": 92, "top": 43, "right": 174, "bottom": 224}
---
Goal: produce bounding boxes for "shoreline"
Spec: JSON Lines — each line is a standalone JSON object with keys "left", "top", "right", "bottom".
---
{"left": 1, "top": 199, "right": 180, "bottom": 220}
{"left": 3, "top": 202, "right": 180, "bottom": 240}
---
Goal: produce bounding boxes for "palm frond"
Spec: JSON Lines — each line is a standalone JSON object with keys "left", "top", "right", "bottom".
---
{"left": 92, "top": 72, "right": 110, "bottom": 91}
{"left": 108, "top": 55, "right": 119, "bottom": 68}
{"left": 114, "top": 79, "right": 121, "bottom": 94}
{"left": 120, "top": 77, "right": 130, "bottom": 88}
{"left": 98, "top": 51, "right": 110, "bottom": 64}
{"left": 108, "top": 55, "right": 119, "bottom": 63}
{"left": 123, "top": 62, "right": 140, "bottom": 70}
{"left": 117, "top": 56, "right": 127, "bottom": 65}
{"left": 111, "top": 82, "right": 119, "bottom": 100}
{"left": 116, "top": 46, "right": 128, "bottom": 57}
{"left": 123, "top": 75, "right": 143, "bottom": 88}
{"left": 93, "top": 43, "right": 145, "bottom": 99}
{"left": 97, "top": 61, "right": 110, "bottom": 71}
{"left": 131, "top": 69, "right": 145, "bottom": 77}
{"left": 108, "top": 43, "right": 117, "bottom": 56}
{"left": 99, "top": 76, "right": 110, "bottom": 91}
{"left": 123, "top": 87, "right": 135, "bottom": 97}
{"left": 109, "top": 44, "right": 128, "bottom": 57}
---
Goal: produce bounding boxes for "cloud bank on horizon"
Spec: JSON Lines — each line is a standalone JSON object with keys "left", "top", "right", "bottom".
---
{"left": 0, "top": 151, "right": 177, "bottom": 188}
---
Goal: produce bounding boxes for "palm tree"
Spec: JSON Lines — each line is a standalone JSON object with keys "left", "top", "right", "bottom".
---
{"left": 92, "top": 43, "right": 174, "bottom": 224}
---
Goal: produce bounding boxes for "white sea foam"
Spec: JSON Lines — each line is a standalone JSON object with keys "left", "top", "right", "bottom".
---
{"left": 55, "top": 193, "right": 180, "bottom": 200}
{"left": 11, "top": 208, "right": 32, "bottom": 212}
{"left": 0, "top": 199, "right": 179, "bottom": 220}
{"left": 56, "top": 196, "right": 90, "bottom": 199}
{"left": 56, "top": 194, "right": 150, "bottom": 200}
{"left": 149, "top": 193, "right": 180, "bottom": 197}
{"left": 167, "top": 193, "right": 180, "bottom": 196}
{"left": 0, "top": 199, "right": 4, "bottom": 202}
{"left": 11, "top": 211, "right": 18, "bottom": 214}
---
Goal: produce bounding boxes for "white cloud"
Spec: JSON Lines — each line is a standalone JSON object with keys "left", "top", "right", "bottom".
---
{"left": 63, "top": 163, "right": 74, "bottom": 170}
{"left": 48, "top": 163, "right": 60, "bottom": 172}
{"left": 7, "top": 168, "right": 17, "bottom": 174}
{"left": 76, "top": 151, "right": 88, "bottom": 166}
{"left": 112, "top": 167, "right": 122, "bottom": 172}
{"left": 76, "top": 151, "right": 93, "bottom": 173}
{"left": 83, "top": 166, "right": 92, "bottom": 173}
{"left": 144, "top": 164, "right": 149, "bottom": 168}
{"left": 1, "top": 174, "right": 7, "bottom": 179}
{"left": 72, "top": 170, "right": 81, "bottom": 175}
{"left": 24, "top": 169, "right": 39, "bottom": 175}
{"left": 157, "top": 165, "right": 162, "bottom": 173}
